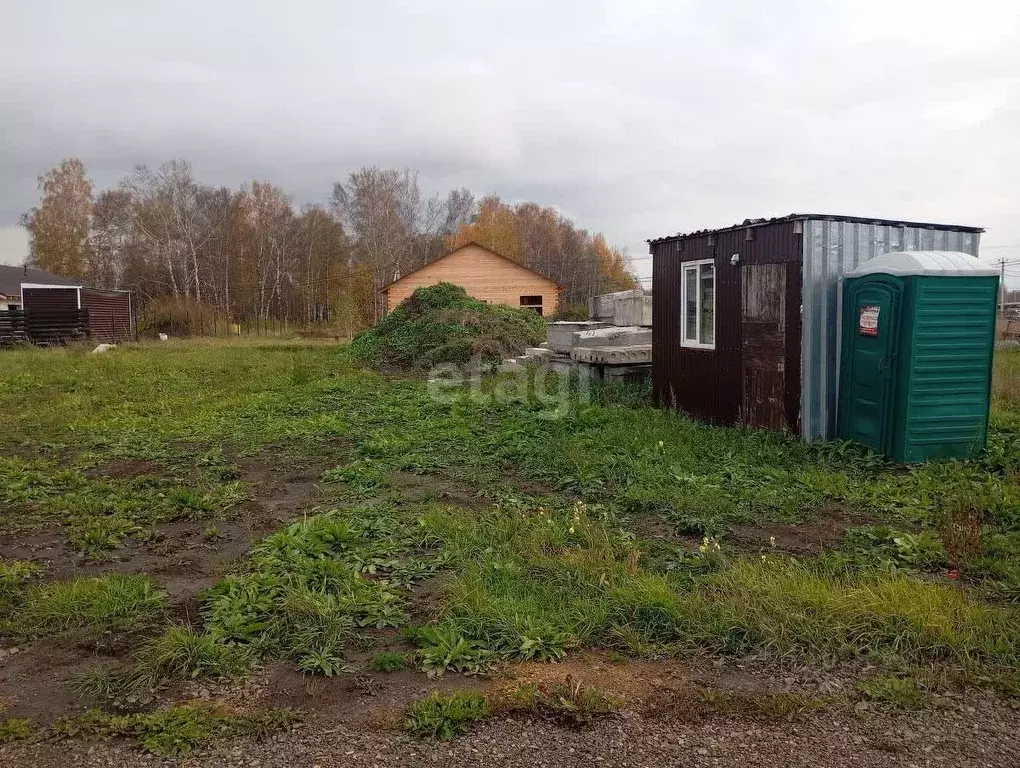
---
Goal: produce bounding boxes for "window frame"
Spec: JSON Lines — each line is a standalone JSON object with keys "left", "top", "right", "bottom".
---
{"left": 519, "top": 295, "right": 544, "bottom": 316}
{"left": 680, "top": 258, "right": 716, "bottom": 350}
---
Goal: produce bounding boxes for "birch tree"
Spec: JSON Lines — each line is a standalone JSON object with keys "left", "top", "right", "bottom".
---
{"left": 21, "top": 158, "right": 94, "bottom": 279}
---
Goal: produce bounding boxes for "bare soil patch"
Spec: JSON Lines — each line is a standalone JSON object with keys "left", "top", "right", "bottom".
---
{"left": 86, "top": 458, "right": 166, "bottom": 480}
{"left": 727, "top": 503, "right": 880, "bottom": 556}
{"left": 0, "top": 451, "right": 330, "bottom": 725}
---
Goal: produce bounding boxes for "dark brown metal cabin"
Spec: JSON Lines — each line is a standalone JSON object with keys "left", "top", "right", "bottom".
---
{"left": 649, "top": 214, "right": 984, "bottom": 439}
{"left": 19, "top": 283, "right": 134, "bottom": 344}
{"left": 650, "top": 218, "right": 804, "bottom": 433}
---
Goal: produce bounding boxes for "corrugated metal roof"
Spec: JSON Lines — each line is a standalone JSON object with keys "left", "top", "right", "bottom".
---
{"left": 846, "top": 250, "right": 998, "bottom": 277}
{"left": 648, "top": 214, "right": 984, "bottom": 245}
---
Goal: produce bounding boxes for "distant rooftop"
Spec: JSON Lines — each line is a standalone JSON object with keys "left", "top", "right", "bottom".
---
{"left": 648, "top": 213, "right": 985, "bottom": 245}
{"left": 0, "top": 265, "right": 81, "bottom": 296}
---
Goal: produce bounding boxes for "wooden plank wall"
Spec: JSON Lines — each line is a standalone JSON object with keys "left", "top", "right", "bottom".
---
{"left": 385, "top": 244, "right": 561, "bottom": 315}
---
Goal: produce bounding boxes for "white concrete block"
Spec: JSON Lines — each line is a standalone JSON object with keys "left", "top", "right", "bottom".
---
{"left": 570, "top": 344, "right": 652, "bottom": 365}
{"left": 589, "top": 289, "right": 645, "bottom": 320}
{"left": 546, "top": 321, "right": 610, "bottom": 353}
{"left": 572, "top": 326, "right": 652, "bottom": 348}
{"left": 613, "top": 295, "right": 653, "bottom": 327}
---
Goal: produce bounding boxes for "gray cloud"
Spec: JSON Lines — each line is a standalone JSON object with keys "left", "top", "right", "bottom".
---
{"left": 2, "top": 0, "right": 1019, "bottom": 282}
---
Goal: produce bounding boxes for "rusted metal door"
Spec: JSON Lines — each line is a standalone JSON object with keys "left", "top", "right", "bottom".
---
{"left": 741, "top": 263, "right": 787, "bottom": 430}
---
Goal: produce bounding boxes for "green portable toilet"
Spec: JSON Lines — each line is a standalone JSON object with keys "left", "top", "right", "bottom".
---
{"left": 837, "top": 251, "right": 999, "bottom": 462}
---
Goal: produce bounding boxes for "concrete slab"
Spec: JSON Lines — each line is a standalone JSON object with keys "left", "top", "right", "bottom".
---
{"left": 546, "top": 321, "right": 610, "bottom": 353}
{"left": 588, "top": 289, "right": 645, "bottom": 320}
{"left": 573, "top": 326, "right": 651, "bottom": 348}
{"left": 570, "top": 344, "right": 652, "bottom": 365}
{"left": 525, "top": 347, "right": 552, "bottom": 360}
{"left": 613, "top": 295, "right": 653, "bottom": 327}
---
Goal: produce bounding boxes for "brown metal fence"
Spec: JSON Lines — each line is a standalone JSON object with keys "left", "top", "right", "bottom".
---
{"left": 0, "top": 309, "right": 88, "bottom": 346}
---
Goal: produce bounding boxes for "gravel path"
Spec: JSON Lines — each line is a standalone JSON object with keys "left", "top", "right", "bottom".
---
{"left": 5, "top": 694, "right": 1019, "bottom": 768}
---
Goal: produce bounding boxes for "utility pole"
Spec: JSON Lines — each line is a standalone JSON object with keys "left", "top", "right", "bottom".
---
{"left": 1000, "top": 258, "right": 1007, "bottom": 315}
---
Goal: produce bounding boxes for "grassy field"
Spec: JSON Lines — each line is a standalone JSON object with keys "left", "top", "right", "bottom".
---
{"left": 0, "top": 340, "right": 1018, "bottom": 755}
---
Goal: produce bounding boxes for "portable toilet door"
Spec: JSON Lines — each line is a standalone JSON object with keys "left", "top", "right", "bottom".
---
{"left": 837, "top": 251, "right": 999, "bottom": 462}
{"left": 837, "top": 274, "right": 905, "bottom": 454}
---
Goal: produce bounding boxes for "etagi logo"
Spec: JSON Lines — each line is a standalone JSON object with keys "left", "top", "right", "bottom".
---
{"left": 426, "top": 361, "right": 592, "bottom": 419}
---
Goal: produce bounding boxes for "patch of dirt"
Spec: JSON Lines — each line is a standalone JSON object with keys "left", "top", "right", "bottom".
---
{"left": 408, "top": 573, "right": 451, "bottom": 622}
{"left": 630, "top": 512, "right": 679, "bottom": 541}
{"left": 208, "top": 656, "right": 489, "bottom": 730}
{"left": 8, "top": 693, "right": 1020, "bottom": 768}
{"left": 85, "top": 458, "right": 165, "bottom": 480}
{"left": 493, "top": 652, "right": 693, "bottom": 705}
{"left": 727, "top": 503, "right": 880, "bottom": 556}
{"left": 0, "top": 630, "right": 128, "bottom": 723}
{"left": 240, "top": 455, "right": 326, "bottom": 522}
{"left": 0, "top": 451, "right": 332, "bottom": 725}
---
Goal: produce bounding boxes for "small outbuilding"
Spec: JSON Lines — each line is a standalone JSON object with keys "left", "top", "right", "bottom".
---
{"left": 381, "top": 242, "right": 563, "bottom": 317}
{"left": 837, "top": 251, "right": 999, "bottom": 462}
{"left": 648, "top": 214, "right": 984, "bottom": 441}
{"left": 18, "top": 281, "right": 133, "bottom": 344}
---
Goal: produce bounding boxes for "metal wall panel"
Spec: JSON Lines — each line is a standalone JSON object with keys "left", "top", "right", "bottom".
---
{"left": 80, "top": 288, "right": 133, "bottom": 343}
{"left": 652, "top": 222, "right": 802, "bottom": 430}
{"left": 800, "top": 221, "right": 981, "bottom": 441}
{"left": 22, "top": 287, "right": 78, "bottom": 312}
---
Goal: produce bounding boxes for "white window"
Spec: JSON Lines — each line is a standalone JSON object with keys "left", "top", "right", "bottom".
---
{"left": 681, "top": 259, "right": 715, "bottom": 349}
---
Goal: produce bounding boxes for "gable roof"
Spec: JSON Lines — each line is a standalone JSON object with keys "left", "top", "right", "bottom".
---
{"left": 0, "top": 265, "right": 82, "bottom": 297}
{"left": 381, "top": 242, "right": 564, "bottom": 292}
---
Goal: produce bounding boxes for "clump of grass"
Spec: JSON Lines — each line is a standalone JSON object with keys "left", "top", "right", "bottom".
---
{"left": 414, "top": 502, "right": 1020, "bottom": 672}
{"left": 701, "top": 557, "right": 1020, "bottom": 665}
{"left": 0, "top": 717, "right": 36, "bottom": 744}
{"left": 405, "top": 690, "right": 490, "bottom": 740}
{"left": 415, "top": 625, "right": 493, "bottom": 677}
{"left": 53, "top": 705, "right": 302, "bottom": 757}
{"left": 321, "top": 458, "right": 390, "bottom": 498}
{"left": 992, "top": 349, "right": 1020, "bottom": 418}
{"left": 856, "top": 675, "right": 925, "bottom": 708}
{"left": 13, "top": 574, "right": 166, "bottom": 637}
{"left": 191, "top": 507, "right": 436, "bottom": 677}
{"left": 122, "top": 706, "right": 218, "bottom": 756}
{"left": 128, "top": 625, "right": 255, "bottom": 690}
{"left": 0, "top": 558, "right": 42, "bottom": 603}
{"left": 416, "top": 501, "right": 648, "bottom": 665}
{"left": 835, "top": 526, "right": 946, "bottom": 572}
{"left": 369, "top": 651, "right": 409, "bottom": 672}
{"left": 505, "top": 676, "right": 621, "bottom": 726}
{"left": 67, "top": 514, "right": 140, "bottom": 559}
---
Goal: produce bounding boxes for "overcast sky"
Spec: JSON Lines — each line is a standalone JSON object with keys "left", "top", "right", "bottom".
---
{"left": 2, "top": 0, "right": 1019, "bottom": 284}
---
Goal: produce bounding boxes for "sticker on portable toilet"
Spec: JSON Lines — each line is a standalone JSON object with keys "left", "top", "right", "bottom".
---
{"left": 859, "top": 305, "right": 880, "bottom": 336}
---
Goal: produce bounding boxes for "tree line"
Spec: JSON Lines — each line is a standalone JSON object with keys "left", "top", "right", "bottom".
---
{"left": 20, "top": 158, "right": 637, "bottom": 332}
